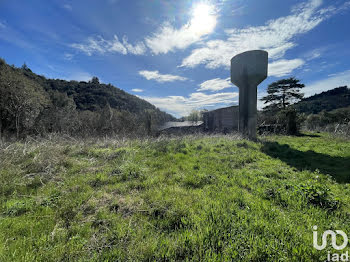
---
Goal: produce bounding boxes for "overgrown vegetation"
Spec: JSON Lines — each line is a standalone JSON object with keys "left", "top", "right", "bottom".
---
{"left": 304, "top": 106, "right": 350, "bottom": 136}
{"left": 0, "top": 58, "right": 174, "bottom": 139}
{"left": 1, "top": 133, "right": 349, "bottom": 261}
{"left": 182, "top": 109, "right": 206, "bottom": 122}
{"left": 259, "top": 79, "right": 350, "bottom": 136}
{"left": 1, "top": 57, "right": 349, "bottom": 261}
{"left": 260, "top": 78, "right": 305, "bottom": 135}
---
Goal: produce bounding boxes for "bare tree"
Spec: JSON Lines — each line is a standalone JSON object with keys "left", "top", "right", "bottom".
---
{"left": 0, "top": 65, "right": 47, "bottom": 138}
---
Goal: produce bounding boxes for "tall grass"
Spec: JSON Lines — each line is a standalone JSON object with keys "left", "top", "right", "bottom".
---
{"left": 1, "top": 132, "right": 349, "bottom": 261}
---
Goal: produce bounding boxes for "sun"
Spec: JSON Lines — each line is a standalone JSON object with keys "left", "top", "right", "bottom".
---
{"left": 190, "top": 3, "right": 217, "bottom": 36}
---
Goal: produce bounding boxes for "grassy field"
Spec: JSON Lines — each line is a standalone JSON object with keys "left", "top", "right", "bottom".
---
{"left": 0, "top": 133, "right": 350, "bottom": 261}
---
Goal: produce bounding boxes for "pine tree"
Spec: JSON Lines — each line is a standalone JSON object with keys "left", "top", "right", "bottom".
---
{"left": 261, "top": 77, "right": 305, "bottom": 111}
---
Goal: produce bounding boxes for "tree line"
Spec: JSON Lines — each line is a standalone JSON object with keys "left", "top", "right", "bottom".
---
{"left": 259, "top": 77, "right": 350, "bottom": 135}
{"left": 1, "top": 56, "right": 349, "bottom": 139}
{"left": 0, "top": 58, "right": 175, "bottom": 139}
{"left": 180, "top": 77, "right": 349, "bottom": 136}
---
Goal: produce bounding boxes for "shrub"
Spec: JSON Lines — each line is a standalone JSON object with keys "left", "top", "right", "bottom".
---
{"left": 276, "top": 108, "right": 301, "bottom": 135}
{"left": 3, "top": 199, "right": 34, "bottom": 216}
{"left": 292, "top": 183, "right": 340, "bottom": 211}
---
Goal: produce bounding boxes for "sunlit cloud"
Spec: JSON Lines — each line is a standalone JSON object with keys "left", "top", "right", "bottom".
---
{"left": 303, "top": 46, "right": 329, "bottom": 61}
{"left": 257, "top": 89, "right": 268, "bottom": 110}
{"left": 139, "top": 70, "right": 188, "bottom": 83}
{"left": 269, "top": 59, "right": 305, "bottom": 77}
{"left": 121, "top": 36, "right": 146, "bottom": 55}
{"left": 71, "top": 35, "right": 146, "bottom": 56}
{"left": 63, "top": 53, "right": 74, "bottom": 61}
{"left": 145, "top": 3, "right": 217, "bottom": 54}
{"left": 180, "top": 0, "right": 347, "bottom": 73}
{"left": 131, "top": 88, "right": 143, "bottom": 92}
{"left": 304, "top": 69, "right": 350, "bottom": 97}
{"left": 197, "top": 78, "right": 232, "bottom": 92}
{"left": 108, "top": 0, "right": 119, "bottom": 4}
{"left": 63, "top": 4, "right": 72, "bottom": 11}
{"left": 67, "top": 71, "right": 93, "bottom": 82}
{"left": 70, "top": 3, "right": 217, "bottom": 56}
{"left": 142, "top": 91, "right": 238, "bottom": 116}
{"left": 305, "top": 50, "right": 321, "bottom": 61}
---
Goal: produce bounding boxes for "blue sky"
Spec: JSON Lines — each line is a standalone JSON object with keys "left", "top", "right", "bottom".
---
{"left": 1, "top": 0, "right": 350, "bottom": 117}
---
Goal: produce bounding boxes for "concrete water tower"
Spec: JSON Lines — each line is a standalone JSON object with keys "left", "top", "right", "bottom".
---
{"left": 231, "top": 50, "right": 268, "bottom": 140}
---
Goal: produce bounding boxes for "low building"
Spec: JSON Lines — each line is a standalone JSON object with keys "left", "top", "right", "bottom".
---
{"left": 158, "top": 121, "right": 204, "bottom": 131}
{"left": 157, "top": 121, "right": 204, "bottom": 135}
{"left": 203, "top": 106, "right": 239, "bottom": 132}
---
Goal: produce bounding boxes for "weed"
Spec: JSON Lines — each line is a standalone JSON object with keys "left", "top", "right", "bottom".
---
{"left": 0, "top": 133, "right": 349, "bottom": 261}
{"left": 292, "top": 182, "right": 340, "bottom": 211}
{"left": 3, "top": 199, "right": 33, "bottom": 216}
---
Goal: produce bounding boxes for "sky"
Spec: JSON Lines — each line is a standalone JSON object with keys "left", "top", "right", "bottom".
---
{"left": 0, "top": 0, "right": 350, "bottom": 117}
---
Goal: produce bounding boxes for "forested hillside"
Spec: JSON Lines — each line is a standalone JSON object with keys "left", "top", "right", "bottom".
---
{"left": 0, "top": 58, "right": 174, "bottom": 138}
{"left": 293, "top": 86, "right": 350, "bottom": 114}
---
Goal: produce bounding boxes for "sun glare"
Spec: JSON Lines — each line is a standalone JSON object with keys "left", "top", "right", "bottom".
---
{"left": 190, "top": 3, "right": 217, "bottom": 36}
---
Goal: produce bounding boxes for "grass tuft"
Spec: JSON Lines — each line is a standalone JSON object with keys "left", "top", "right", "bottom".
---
{"left": 0, "top": 132, "right": 349, "bottom": 261}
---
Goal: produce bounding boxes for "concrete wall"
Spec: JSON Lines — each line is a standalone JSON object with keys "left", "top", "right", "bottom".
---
{"left": 203, "top": 106, "right": 239, "bottom": 132}
{"left": 158, "top": 124, "right": 204, "bottom": 136}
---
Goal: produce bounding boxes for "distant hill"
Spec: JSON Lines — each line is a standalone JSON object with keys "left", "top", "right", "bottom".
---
{"left": 18, "top": 64, "right": 173, "bottom": 116}
{"left": 0, "top": 58, "right": 175, "bottom": 138}
{"left": 293, "top": 86, "right": 350, "bottom": 114}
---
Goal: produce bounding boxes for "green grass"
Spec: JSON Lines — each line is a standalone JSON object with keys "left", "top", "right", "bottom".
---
{"left": 0, "top": 133, "right": 350, "bottom": 261}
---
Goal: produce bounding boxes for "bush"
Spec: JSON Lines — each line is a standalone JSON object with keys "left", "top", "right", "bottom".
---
{"left": 259, "top": 108, "right": 303, "bottom": 135}
{"left": 293, "top": 183, "right": 340, "bottom": 211}
{"left": 303, "top": 107, "right": 350, "bottom": 137}
{"left": 278, "top": 108, "right": 298, "bottom": 135}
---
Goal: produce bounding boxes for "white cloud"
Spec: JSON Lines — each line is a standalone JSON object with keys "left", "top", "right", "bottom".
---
{"left": 197, "top": 78, "right": 232, "bottom": 92}
{"left": 131, "top": 88, "right": 143, "bottom": 92}
{"left": 0, "top": 22, "right": 6, "bottom": 29}
{"left": 67, "top": 72, "right": 93, "bottom": 82}
{"left": 269, "top": 59, "right": 305, "bottom": 77}
{"left": 257, "top": 89, "right": 269, "bottom": 110}
{"left": 231, "top": 5, "right": 246, "bottom": 16}
{"left": 63, "top": 4, "right": 72, "bottom": 11}
{"left": 305, "top": 49, "right": 322, "bottom": 61}
{"left": 71, "top": 35, "right": 146, "bottom": 56}
{"left": 70, "top": 3, "right": 217, "bottom": 56}
{"left": 180, "top": 0, "right": 340, "bottom": 71}
{"left": 304, "top": 69, "right": 350, "bottom": 97}
{"left": 195, "top": 60, "right": 305, "bottom": 79}
{"left": 122, "top": 36, "right": 146, "bottom": 55}
{"left": 142, "top": 92, "right": 238, "bottom": 116}
{"left": 63, "top": 53, "right": 74, "bottom": 61}
{"left": 145, "top": 3, "right": 217, "bottom": 54}
{"left": 318, "top": 1, "right": 350, "bottom": 17}
{"left": 139, "top": 70, "right": 187, "bottom": 83}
